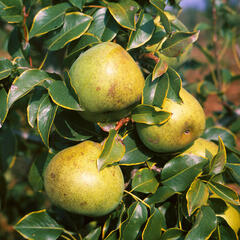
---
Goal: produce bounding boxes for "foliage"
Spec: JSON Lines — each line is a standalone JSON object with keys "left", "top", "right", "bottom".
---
{"left": 0, "top": 0, "right": 240, "bottom": 239}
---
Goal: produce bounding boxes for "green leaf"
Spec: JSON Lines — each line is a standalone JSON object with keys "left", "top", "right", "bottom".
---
{"left": 152, "top": 59, "right": 168, "bottom": 82}
{"left": 209, "top": 137, "right": 227, "bottom": 175}
{"left": 161, "top": 155, "right": 208, "bottom": 192}
{"left": 54, "top": 110, "right": 98, "bottom": 141}
{"left": 226, "top": 162, "right": 240, "bottom": 184}
{"left": 29, "top": 2, "right": 71, "bottom": 39}
{"left": 120, "top": 131, "right": 152, "bottom": 165}
{"left": 186, "top": 179, "right": 209, "bottom": 216}
{"left": 88, "top": 7, "right": 119, "bottom": 42}
{"left": 131, "top": 104, "right": 171, "bottom": 125}
{"left": 97, "top": 129, "right": 125, "bottom": 170}
{"left": 27, "top": 87, "right": 48, "bottom": 128}
{"left": 145, "top": 185, "right": 176, "bottom": 205}
{"left": 15, "top": 209, "right": 64, "bottom": 240}
{"left": 131, "top": 168, "right": 159, "bottom": 194}
{"left": 83, "top": 227, "right": 101, "bottom": 240}
{"left": 161, "top": 31, "right": 199, "bottom": 57}
{"left": 108, "top": 0, "right": 139, "bottom": 30}
{"left": 0, "top": 127, "right": 17, "bottom": 172}
{"left": 7, "top": 69, "right": 49, "bottom": 110}
{"left": 207, "top": 181, "right": 240, "bottom": 205}
{"left": 37, "top": 95, "right": 58, "bottom": 147}
{"left": 69, "top": 0, "right": 85, "bottom": 10}
{"left": 0, "top": 58, "right": 12, "bottom": 80}
{"left": 166, "top": 67, "right": 182, "bottom": 103}
{"left": 143, "top": 73, "right": 169, "bottom": 108}
{"left": 202, "top": 126, "right": 236, "bottom": 148}
{"left": 127, "top": 11, "right": 155, "bottom": 50}
{"left": 0, "top": 0, "right": 22, "bottom": 9}
{"left": 48, "top": 80, "right": 83, "bottom": 111}
{"left": 160, "top": 228, "right": 185, "bottom": 240}
{"left": 121, "top": 202, "right": 148, "bottom": 240}
{"left": 0, "top": 88, "right": 8, "bottom": 124}
{"left": 185, "top": 206, "right": 217, "bottom": 240}
{"left": 0, "top": 5, "right": 23, "bottom": 23}
{"left": 142, "top": 208, "right": 163, "bottom": 240}
{"left": 46, "top": 12, "right": 93, "bottom": 51}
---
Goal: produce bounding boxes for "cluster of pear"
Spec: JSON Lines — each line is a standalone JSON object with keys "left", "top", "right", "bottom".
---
{"left": 44, "top": 42, "right": 219, "bottom": 217}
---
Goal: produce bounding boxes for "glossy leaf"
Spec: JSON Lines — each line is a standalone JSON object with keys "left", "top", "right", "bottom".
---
{"left": 97, "top": 129, "right": 125, "bottom": 170}
{"left": 29, "top": 2, "right": 71, "bottom": 38}
{"left": 88, "top": 7, "right": 119, "bottom": 42}
{"left": 46, "top": 12, "right": 93, "bottom": 51}
{"left": 143, "top": 73, "right": 169, "bottom": 108}
{"left": 69, "top": 0, "right": 85, "bottom": 10}
{"left": 186, "top": 179, "right": 209, "bottom": 216}
{"left": 152, "top": 59, "right": 168, "bottom": 81}
{"left": 209, "top": 137, "right": 227, "bottom": 175}
{"left": 202, "top": 126, "right": 236, "bottom": 148}
{"left": 48, "top": 80, "right": 83, "bottom": 111}
{"left": 54, "top": 110, "right": 98, "bottom": 141}
{"left": 121, "top": 202, "right": 148, "bottom": 240}
{"left": 226, "top": 162, "right": 240, "bottom": 184}
{"left": 131, "top": 168, "right": 159, "bottom": 194}
{"left": 37, "top": 95, "right": 58, "bottom": 147}
{"left": 27, "top": 87, "right": 48, "bottom": 128}
{"left": 15, "top": 209, "right": 64, "bottom": 240}
{"left": 161, "top": 31, "right": 199, "bottom": 57}
{"left": 160, "top": 228, "right": 185, "bottom": 240}
{"left": 0, "top": 127, "right": 17, "bottom": 172}
{"left": 0, "top": 58, "right": 12, "bottom": 80}
{"left": 142, "top": 208, "right": 163, "bottom": 240}
{"left": 127, "top": 11, "right": 155, "bottom": 50}
{"left": 7, "top": 69, "right": 49, "bottom": 110}
{"left": 161, "top": 155, "right": 208, "bottom": 192}
{"left": 185, "top": 206, "right": 217, "bottom": 240}
{"left": 83, "top": 227, "right": 101, "bottom": 240}
{"left": 207, "top": 181, "right": 240, "bottom": 205}
{"left": 120, "top": 131, "right": 152, "bottom": 165}
{"left": 108, "top": 0, "right": 139, "bottom": 30}
{"left": 0, "top": 88, "right": 7, "bottom": 124}
{"left": 131, "top": 104, "right": 171, "bottom": 125}
{"left": 166, "top": 67, "right": 182, "bottom": 103}
{"left": 145, "top": 185, "right": 176, "bottom": 205}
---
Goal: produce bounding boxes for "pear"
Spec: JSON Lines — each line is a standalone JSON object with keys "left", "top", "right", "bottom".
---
{"left": 69, "top": 42, "right": 145, "bottom": 122}
{"left": 180, "top": 138, "right": 218, "bottom": 159}
{"left": 136, "top": 88, "right": 206, "bottom": 153}
{"left": 44, "top": 141, "right": 124, "bottom": 217}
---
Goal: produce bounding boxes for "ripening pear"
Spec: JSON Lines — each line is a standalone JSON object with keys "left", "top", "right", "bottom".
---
{"left": 136, "top": 88, "right": 206, "bottom": 153}
{"left": 44, "top": 141, "right": 124, "bottom": 217}
{"left": 69, "top": 42, "right": 145, "bottom": 122}
{"left": 180, "top": 138, "right": 218, "bottom": 158}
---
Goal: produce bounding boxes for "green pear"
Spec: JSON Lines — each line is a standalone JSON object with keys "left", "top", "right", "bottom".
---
{"left": 69, "top": 42, "right": 145, "bottom": 122}
{"left": 44, "top": 141, "right": 124, "bottom": 217}
{"left": 180, "top": 138, "right": 218, "bottom": 158}
{"left": 136, "top": 88, "right": 206, "bottom": 153}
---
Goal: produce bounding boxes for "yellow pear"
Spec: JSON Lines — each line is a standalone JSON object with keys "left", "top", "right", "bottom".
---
{"left": 180, "top": 138, "right": 218, "bottom": 158}
{"left": 69, "top": 42, "right": 145, "bottom": 122}
{"left": 44, "top": 141, "right": 124, "bottom": 217}
{"left": 136, "top": 88, "right": 206, "bottom": 153}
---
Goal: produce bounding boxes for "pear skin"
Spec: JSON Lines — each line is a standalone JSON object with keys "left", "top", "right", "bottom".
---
{"left": 44, "top": 141, "right": 124, "bottom": 217}
{"left": 70, "top": 42, "right": 145, "bottom": 122}
{"left": 136, "top": 88, "right": 206, "bottom": 153}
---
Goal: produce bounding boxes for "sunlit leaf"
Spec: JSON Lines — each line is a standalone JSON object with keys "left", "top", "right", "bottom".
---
{"left": 131, "top": 104, "right": 171, "bottom": 125}
{"left": 131, "top": 168, "right": 159, "bottom": 194}
{"left": 7, "top": 69, "right": 49, "bottom": 110}
{"left": 37, "top": 95, "right": 58, "bottom": 147}
{"left": 83, "top": 227, "right": 101, "bottom": 240}
{"left": 108, "top": 0, "right": 139, "bottom": 30}
{"left": 127, "top": 11, "right": 155, "bottom": 50}
{"left": 186, "top": 179, "right": 209, "bottom": 216}
{"left": 0, "top": 58, "right": 12, "bottom": 80}
{"left": 15, "top": 209, "right": 64, "bottom": 240}
{"left": 29, "top": 2, "right": 71, "bottom": 38}
{"left": 152, "top": 59, "right": 168, "bottom": 81}
{"left": 46, "top": 12, "right": 93, "bottom": 51}
{"left": 97, "top": 129, "right": 125, "bottom": 170}
{"left": 185, "top": 206, "right": 217, "bottom": 240}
